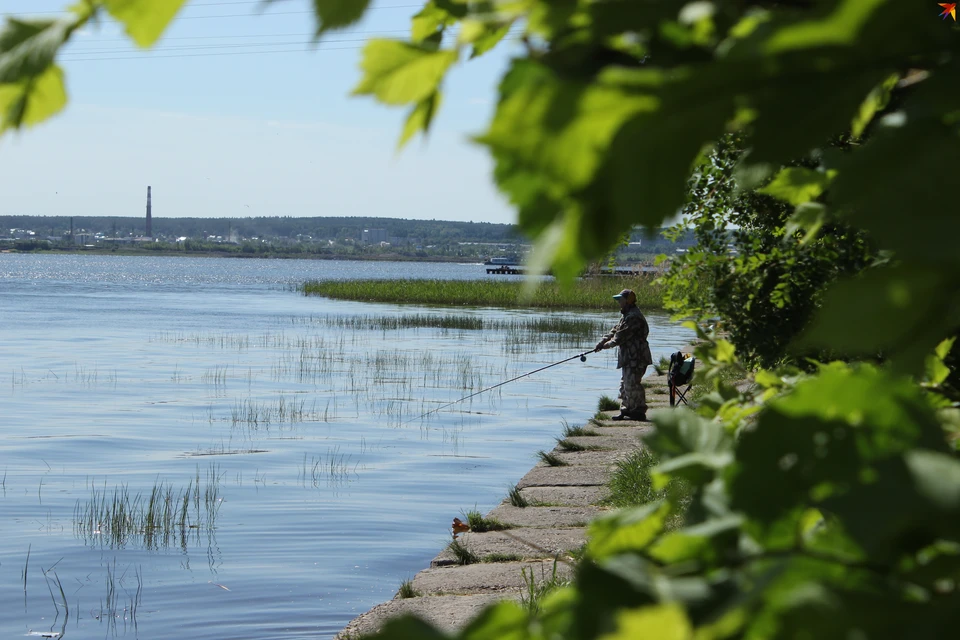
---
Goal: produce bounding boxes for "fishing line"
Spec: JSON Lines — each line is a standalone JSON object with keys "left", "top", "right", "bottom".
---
{"left": 405, "top": 350, "right": 593, "bottom": 425}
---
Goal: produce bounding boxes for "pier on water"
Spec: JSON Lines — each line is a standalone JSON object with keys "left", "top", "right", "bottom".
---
{"left": 485, "top": 265, "right": 664, "bottom": 276}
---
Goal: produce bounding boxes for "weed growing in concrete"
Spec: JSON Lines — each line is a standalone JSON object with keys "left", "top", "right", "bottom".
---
{"left": 397, "top": 579, "right": 420, "bottom": 599}
{"left": 597, "top": 395, "right": 619, "bottom": 411}
{"left": 537, "top": 451, "right": 568, "bottom": 467}
{"left": 561, "top": 423, "right": 599, "bottom": 438}
{"left": 508, "top": 485, "right": 529, "bottom": 508}
{"left": 555, "top": 438, "right": 602, "bottom": 452}
{"left": 520, "top": 559, "right": 569, "bottom": 615}
{"left": 464, "top": 509, "right": 512, "bottom": 532}
{"left": 483, "top": 553, "right": 523, "bottom": 563}
{"left": 448, "top": 539, "right": 479, "bottom": 565}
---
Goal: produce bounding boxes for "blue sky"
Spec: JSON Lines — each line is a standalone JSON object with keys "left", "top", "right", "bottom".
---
{"left": 0, "top": 0, "right": 522, "bottom": 223}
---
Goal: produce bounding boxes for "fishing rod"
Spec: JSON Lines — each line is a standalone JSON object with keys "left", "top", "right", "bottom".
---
{"left": 405, "top": 349, "right": 594, "bottom": 424}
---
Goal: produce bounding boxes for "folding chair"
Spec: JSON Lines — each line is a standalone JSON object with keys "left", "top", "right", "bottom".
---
{"left": 667, "top": 351, "right": 696, "bottom": 407}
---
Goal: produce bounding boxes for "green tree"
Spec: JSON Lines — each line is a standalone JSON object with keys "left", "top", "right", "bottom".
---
{"left": 661, "top": 133, "right": 877, "bottom": 368}
{"left": 5, "top": 1, "right": 960, "bottom": 639}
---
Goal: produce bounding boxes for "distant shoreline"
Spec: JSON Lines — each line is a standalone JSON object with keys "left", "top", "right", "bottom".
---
{"left": 0, "top": 248, "right": 484, "bottom": 263}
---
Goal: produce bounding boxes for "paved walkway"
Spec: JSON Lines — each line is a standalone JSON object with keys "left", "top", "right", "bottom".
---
{"left": 335, "top": 371, "right": 676, "bottom": 639}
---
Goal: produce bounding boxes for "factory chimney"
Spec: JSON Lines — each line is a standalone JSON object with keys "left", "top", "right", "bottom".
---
{"left": 146, "top": 186, "right": 152, "bottom": 237}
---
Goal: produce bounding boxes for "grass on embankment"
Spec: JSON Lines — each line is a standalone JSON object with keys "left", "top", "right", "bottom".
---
{"left": 301, "top": 276, "right": 665, "bottom": 311}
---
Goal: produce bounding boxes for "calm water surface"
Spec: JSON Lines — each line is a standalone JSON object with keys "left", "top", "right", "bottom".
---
{"left": 0, "top": 255, "right": 693, "bottom": 639}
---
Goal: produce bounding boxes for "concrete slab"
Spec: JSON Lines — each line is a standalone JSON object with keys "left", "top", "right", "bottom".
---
{"left": 486, "top": 504, "right": 606, "bottom": 528}
{"left": 431, "top": 528, "right": 586, "bottom": 566}
{"left": 334, "top": 593, "right": 515, "bottom": 639}
{"left": 412, "top": 559, "right": 575, "bottom": 595}
{"left": 559, "top": 434, "right": 643, "bottom": 449}
{"left": 517, "top": 466, "right": 612, "bottom": 488}
{"left": 546, "top": 435, "right": 643, "bottom": 451}
{"left": 551, "top": 449, "right": 629, "bottom": 467}
{"left": 510, "top": 485, "right": 610, "bottom": 507}
{"left": 574, "top": 426, "right": 652, "bottom": 438}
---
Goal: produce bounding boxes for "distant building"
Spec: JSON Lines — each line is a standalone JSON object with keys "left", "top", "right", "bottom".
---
{"left": 362, "top": 228, "right": 387, "bottom": 243}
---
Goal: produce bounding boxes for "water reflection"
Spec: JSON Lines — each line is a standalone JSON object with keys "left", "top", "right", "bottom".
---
{"left": 0, "top": 255, "right": 695, "bottom": 640}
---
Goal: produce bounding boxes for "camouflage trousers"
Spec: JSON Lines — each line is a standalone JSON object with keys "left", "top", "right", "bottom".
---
{"left": 619, "top": 365, "right": 648, "bottom": 416}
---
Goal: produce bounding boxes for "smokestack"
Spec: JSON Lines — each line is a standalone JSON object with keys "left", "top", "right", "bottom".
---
{"left": 146, "top": 186, "right": 152, "bottom": 237}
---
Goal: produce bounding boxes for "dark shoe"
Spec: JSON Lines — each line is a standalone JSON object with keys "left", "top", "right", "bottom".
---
{"left": 612, "top": 412, "right": 646, "bottom": 421}
{"left": 611, "top": 414, "right": 629, "bottom": 421}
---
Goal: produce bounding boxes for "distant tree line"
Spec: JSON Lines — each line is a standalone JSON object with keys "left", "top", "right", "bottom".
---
{"left": 0, "top": 215, "right": 528, "bottom": 245}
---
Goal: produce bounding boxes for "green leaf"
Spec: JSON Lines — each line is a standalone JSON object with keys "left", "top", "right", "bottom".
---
{"left": 654, "top": 451, "right": 734, "bottom": 489}
{"left": 0, "top": 17, "right": 75, "bottom": 84}
{"left": 434, "top": 0, "right": 468, "bottom": 20}
{"left": 784, "top": 202, "right": 827, "bottom": 246}
{"left": 599, "top": 603, "right": 693, "bottom": 640}
{"left": 797, "top": 264, "right": 960, "bottom": 374}
{"left": 830, "top": 113, "right": 960, "bottom": 266}
{"left": 411, "top": 2, "right": 451, "bottom": 44}
{"left": 758, "top": 167, "right": 835, "bottom": 206}
{"left": 0, "top": 65, "right": 67, "bottom": 134}
{"left": 821, "top": 449, "right": 960, "bottom": 559}
{"left": 466, "top": 22, "right": 512, "bottom": 59}
{"left": 522, "top": 209, "right": 589, "bottom": 286}
{"left": 398, "top": 90, "right": 441, "bottom": 150}
{"left": 477, "top": 61, "right": 658, "bottom": 196}
{"left": 459, "top": 600, "right": 527, "bottom": 640}
{"left": 587, "top": 501, "right": 670, "bottom": 559}
{"left": 364, "top": 613, "right": 452, "bottom": 639}
{"left": 851, "top": 72, "right": 898, "bottom": 138}
{"left": 720, "top": 0, "right": 940, "bottom": 165}
{"left": 647, "top": 515, "right": 744, "bottom": 565}
{"left": 730, "top": 365, "right": 947, "bottom": 525}
{"left": 309, "top": 0, "right": 373, "bottom": 36}
{"left": 925, "top": 337, "right": 956, "bottom": 387}
{"left": 593, "top": 66, "right": 735, "bottom": 229}
{"left": 645, "top": 409, "right": 733, "bottom": 460}
{"left": 353, "top": 40, "right": 458, "bottom": 105}
{"left": 101, "top": 0, "right": 188, "bottom": 48}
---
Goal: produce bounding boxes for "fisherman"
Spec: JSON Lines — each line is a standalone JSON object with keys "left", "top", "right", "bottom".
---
{"left": 594, "top": 288, "right": 652, "bottom": 421}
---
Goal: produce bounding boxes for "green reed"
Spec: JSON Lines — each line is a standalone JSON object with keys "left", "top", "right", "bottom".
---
{"left": 74, "top": 464, "right": 223, "bottom": 550}
{"left": 300, "top": 276, "right": 665, "bottom": 310}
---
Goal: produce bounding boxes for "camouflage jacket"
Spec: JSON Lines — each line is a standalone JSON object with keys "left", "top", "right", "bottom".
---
{"left": 603, "top": 305, "right": 652, "bottom": 370}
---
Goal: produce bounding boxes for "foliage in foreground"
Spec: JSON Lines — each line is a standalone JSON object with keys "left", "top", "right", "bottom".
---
{"left": 301, "top": 277, "right": 665, "bottom": 311}
{"left": 6, "top": 1, "right": 960, "bottom": 639}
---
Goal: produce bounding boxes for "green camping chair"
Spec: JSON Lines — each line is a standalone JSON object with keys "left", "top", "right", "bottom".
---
{"left": 668, "top": 351, "right": 696, "bottom": 407}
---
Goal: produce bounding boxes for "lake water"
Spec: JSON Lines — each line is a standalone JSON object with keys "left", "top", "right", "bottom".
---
{"left": 0, "top": 254, "right": 693, "bottom": 639}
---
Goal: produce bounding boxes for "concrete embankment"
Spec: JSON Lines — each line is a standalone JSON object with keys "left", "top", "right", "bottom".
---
{"left": 335, "top": 372, "right": 676, "bottom": 639}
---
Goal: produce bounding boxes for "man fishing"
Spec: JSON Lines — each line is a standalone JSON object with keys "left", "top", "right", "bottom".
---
{"left": 595, "top": 288, "right": 652, "bottom": 421}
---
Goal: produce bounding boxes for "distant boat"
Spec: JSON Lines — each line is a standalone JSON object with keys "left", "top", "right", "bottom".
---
{"left": 484, "top": 256, "right": 521, "bottom": 266}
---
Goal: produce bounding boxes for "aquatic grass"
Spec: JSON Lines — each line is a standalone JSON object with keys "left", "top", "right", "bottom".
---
{"left": 597, "top": 395, "right": 620, "bottom": 411}
{"left": 74, "top": 465, "right": 223, "bottom": 550}
{"left": 99, "top": 559, "right": 143, "bottom": 633}
{"left": 537, "top": 451, "right": 569, "bottom": 467}
{"left": 301, "top": 276, "right": 666, "bottom": 311}
{"left": 464, "top": 509, "right": 512, "bottom": 532}
{"left": 299, "top": 448, "right": 358, "bottom": 487}
{"left": 508, "top": 484, "right": 529, "bottom": 508}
